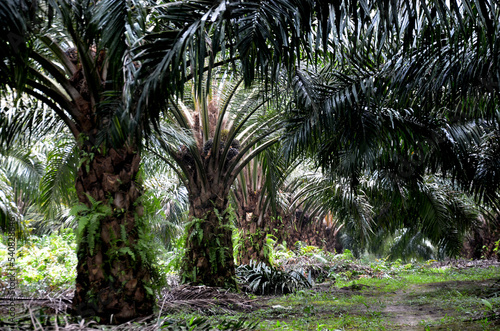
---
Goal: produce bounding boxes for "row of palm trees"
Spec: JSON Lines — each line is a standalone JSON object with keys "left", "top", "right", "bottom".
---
{"left": 1, "top": 0, "right": 499, "bottom": 324}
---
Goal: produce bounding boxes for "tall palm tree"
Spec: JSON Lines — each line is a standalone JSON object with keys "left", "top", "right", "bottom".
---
{"left": 0, "top": 0, "right": 160, "bottom": 323}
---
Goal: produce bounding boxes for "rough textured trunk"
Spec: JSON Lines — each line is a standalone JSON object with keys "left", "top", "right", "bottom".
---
{"left": 181, "top": 184, "right": 237, "bottom": 289}
{"left": 235, "top": 189, "right": 284, "bottom": 265}
{"left": 238, "top": 213, "right": 294, "bottom": 265}
{"left": 284, "top": 211, "right": 341, "bottom": 253}
{"left": 72, "top": 146, "right": 154, "bottom": 324}
{"left": 177, "top": 130, "right": 241, "bottom": 290}
{"left": 236, "top": 203, "right": 341, "bottom": 264}
{"left": 234, "top": 190, "right": 341, "bottom": 265}
{"left": 238, "top": 213, "right": 270, "bottom": 265}
{"left": 462, "top": 216, "right": 500, "bottom": 260}
{"left": 236, "top": 190, "right": 268, "bottom": 265}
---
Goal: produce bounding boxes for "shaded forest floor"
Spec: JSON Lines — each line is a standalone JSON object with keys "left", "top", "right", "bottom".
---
{"left": 257, "top": 272, "right": 500, "bottom": 330}
{"left": 1, "top": 260, "right": 500, "bottom": 330}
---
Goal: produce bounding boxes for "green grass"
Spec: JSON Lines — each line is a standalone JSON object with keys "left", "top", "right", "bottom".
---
{"left": 1, "top": 232, "right": 499, "bottom": 330}
{"left": 0, "top": 229, "right": 77, "bottom": 294}
{"left": 176, "top": 266, "right": 499, "bottom": 330}
{"left": 246, "top": 266, "right": 500, "bottom": 330}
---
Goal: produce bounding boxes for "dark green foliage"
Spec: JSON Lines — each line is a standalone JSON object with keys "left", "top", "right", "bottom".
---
{"left": 236, "top": 260, "right": 312, "bottom": 295}
{"left": 280, "top": 1, "right": 500, "bottom": 261}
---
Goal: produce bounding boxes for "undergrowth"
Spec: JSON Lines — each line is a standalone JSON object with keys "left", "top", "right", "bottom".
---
{"left": 0, "top": 229, "right": 77, "bottom": 294}
{"left": 1, "top": 232, "right": 499, "bottom": 330}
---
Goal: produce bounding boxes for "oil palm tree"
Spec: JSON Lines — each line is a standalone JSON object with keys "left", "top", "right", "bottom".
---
{"left": 289, "top": 171, "right": 374, "bottom": 252}
{"left": 231, "top": 143, "right": 300, "bottom": 265}
{"left": 277, "top": 15, "right": 483, "bottom": 258}
{"left": 135, "top": 0, "right": 433, "bottom": 287}
{"left": 0, "top": 0, "right": 159, "bottom": 323}
{"left": 148, "top": 72, "right": 284, "bottom": 288}
{"left": 382, "top": 0, "right": 500, "bottom": 260}
{"left": 281, "top": 1, "right": 500, "bottom": 260}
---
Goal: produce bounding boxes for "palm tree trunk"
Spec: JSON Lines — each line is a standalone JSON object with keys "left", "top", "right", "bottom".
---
{"left": 236, "top": 190, "right": 285, "bottom": 265}
{"left": 238, "top": 212, "right": 270, "bottom": 265}
{"left": 72, "top": 146, "right": 154, "bottom": 324}
{"left": 181, "top": 186, "right": 237, "bottom": 289}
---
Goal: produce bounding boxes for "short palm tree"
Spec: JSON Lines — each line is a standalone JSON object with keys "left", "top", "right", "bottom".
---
{"left": 148, "top": 72, "right": 284, "bottom": 288}
{"left": 231, "top": 143, "right": 299, "bottom": 265}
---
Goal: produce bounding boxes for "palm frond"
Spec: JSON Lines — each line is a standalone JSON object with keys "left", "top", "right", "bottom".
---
{"left": 387, "top": 230, "right": 436, "bottom": 261}
{"left": 0, "top": 146, "right": 44, "bottom": 206}
{"left": 290, "top": 172, "right": 374, "bottom": 244}
{"left": 141, "top": 172, "right": 188, "bottom": 249}
{"left": 0, "top": 167, "right": 21, "bottom": 233}
{"left": 38, "top": 136, "right": 78, "bottom": 219}
{"left": 369, "top": 173, "right": 479, "bottom": 259}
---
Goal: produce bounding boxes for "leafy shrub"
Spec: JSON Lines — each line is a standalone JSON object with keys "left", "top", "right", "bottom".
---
{"left": 236, "top": 260, "right": 312, "bottom": 295}
{"left": 0, "top": 229, "right": 77, "bottom": 293}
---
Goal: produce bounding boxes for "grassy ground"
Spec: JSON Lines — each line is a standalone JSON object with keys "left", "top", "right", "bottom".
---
{"left": 1, "top": 270, "right": 500, "bottom": 330}
{"left": 1, "top": 233, "right": 500, "bottom": 330}
{"left": 161, "top": 266, "right": 500, "bottom": 331}
{"left": 253, "top": 266, "right": 500, "bottom": 330}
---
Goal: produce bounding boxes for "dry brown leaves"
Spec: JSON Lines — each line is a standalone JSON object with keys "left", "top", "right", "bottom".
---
{"left": 158, "top": 284, "right": 259, "bottom": 315}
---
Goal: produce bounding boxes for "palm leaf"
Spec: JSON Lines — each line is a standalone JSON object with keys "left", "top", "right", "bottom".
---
{"left": 0, "top": 167, "right": 21, "bottom": 233}
{"left": 38, "top": 136, "right": 78, "bottom": 219}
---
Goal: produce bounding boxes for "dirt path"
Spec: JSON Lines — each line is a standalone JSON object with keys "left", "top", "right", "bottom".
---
{"left": 381, "top": 284, "right": 452, "bottom": 329}
{"left": 358, "top": 279, "right": 497, "bottom": 330}
{"left": 289, "top": 277, "right": 500, "bottom": 330}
